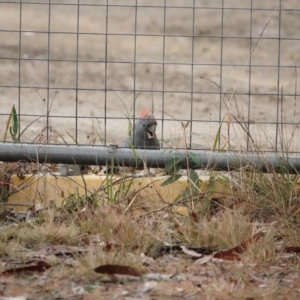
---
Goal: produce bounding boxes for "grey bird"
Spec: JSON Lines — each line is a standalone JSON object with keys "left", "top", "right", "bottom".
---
{"left": 121, "top": 108, "right": 160, "bottom": 149}
{"left": 118, "top": 108, "right": 160, "bottom": 176}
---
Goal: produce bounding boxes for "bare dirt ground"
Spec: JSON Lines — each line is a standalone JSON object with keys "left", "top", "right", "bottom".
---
{"left": 1, "top": 0, "right": 300, "bottom": 151}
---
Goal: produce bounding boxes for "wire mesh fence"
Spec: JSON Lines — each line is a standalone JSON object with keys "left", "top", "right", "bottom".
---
{"left": 1, "top": 0, "right": 300, "bottom": 153}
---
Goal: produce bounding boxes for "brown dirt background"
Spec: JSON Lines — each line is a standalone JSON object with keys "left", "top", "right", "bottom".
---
{"left": 1, "top": 0, "right": 300, "bottom": 151}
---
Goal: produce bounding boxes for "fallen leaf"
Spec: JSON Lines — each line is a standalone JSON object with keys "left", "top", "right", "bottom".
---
{"left": 214, "top": 232, "right": 263, "bottom": 261}
{"left": 180, "top": 246, "right": 202, "bottom": 258}
{"left": 2, "top": 261, "right": 51, "bottom": 275}
{"left": 158, "top": 245, "right": 215, "bottom": 256}
{"left": 94, "top": 264, "right": 141, "bottom": 277}
{"left": 284, "top": 247, "right": 300, "bottom": 254}
{"left": 194, "top": 255, "right": 213, "bottom": 265}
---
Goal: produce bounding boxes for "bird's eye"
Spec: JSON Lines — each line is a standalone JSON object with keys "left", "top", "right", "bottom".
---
{"left": 143, "top": 124, "right": 146, "bottom": 127}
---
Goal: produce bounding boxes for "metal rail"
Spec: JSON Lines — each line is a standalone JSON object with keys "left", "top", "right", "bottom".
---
{"left": 0, "top": 143, "right": 299, "bottom": 174}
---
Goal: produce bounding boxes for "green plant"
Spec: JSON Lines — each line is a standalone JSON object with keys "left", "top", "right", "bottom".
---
{"left": 161, "top": 151, "right": 202, "bottom": 211}
{"left": 4, "top": 104, "right": 44, "bottom": 143}
{"left": 9, "top": 105, "right": 19, "bottom": 142}
{"left": 161, "top": 119, "right": 204, "bottom": 210}
{"left": 0, "top": 187, "right": 9, "bottom": 203}
{"left": 61, "top": 188, "right": 100, "bottom": 213}
{"left": 104, "top": 153, "right": 136, "bottom": 204}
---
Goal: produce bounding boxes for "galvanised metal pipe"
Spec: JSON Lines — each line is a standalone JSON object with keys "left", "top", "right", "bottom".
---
{"left": 0, "top": 142, "right": 299, "bottom": 173}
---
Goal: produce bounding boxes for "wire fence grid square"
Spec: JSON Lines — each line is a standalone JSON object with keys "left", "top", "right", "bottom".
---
{"left": 1, "top": 0, "right": 300, "bottom": 153}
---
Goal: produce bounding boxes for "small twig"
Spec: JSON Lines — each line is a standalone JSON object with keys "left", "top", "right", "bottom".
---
{"left": 5, "top": 216, "right": 20, "bottom": 223}
{"left": 136, "top": 203, "right": 172, "bottom": 218}
{"left": 294, "top": 63, "right": 297, "bottom": 123}
{"left": 124, "top": 193, "right": 139, "bottom": 213}
{"left": 25, "top": 210, "right": 31, "bottom": 222}
{"left": 137, "top": 192, "right": 210, "bottom": 218}
{"left": 2, "top": 202, "right": 33, "bottom": 207}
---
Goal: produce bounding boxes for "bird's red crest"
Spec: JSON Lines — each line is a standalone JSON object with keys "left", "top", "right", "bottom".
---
{"left": 139, "top": 108, "right": 150, "bottom": 118}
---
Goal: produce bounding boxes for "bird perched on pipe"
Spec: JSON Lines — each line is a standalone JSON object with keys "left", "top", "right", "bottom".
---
{"left": 121, "top": 108, "right": 160, "bottom": 150}
{"left": 109, "top": 108, "right": 160, "bottom": 176}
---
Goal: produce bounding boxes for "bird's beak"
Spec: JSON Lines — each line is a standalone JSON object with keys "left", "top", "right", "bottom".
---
{"left": 147, "top": 124, "right": 156, "bottom": 139}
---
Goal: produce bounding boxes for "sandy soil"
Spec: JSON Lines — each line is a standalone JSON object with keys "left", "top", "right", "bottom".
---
{"left": 1, "top": 0, "right": 300, "bottom": 151}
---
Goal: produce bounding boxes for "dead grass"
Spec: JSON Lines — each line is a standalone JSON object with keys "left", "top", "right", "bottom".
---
{"left": 1, "top": 165, "right": 300, "bottom": 300}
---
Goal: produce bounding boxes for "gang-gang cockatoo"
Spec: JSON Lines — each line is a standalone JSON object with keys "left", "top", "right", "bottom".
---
{"left": 118, "top": 108, "right": 160, "bottom": 176}
{"left": 121, "top": 108, "right": 160, "bottom": 149}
